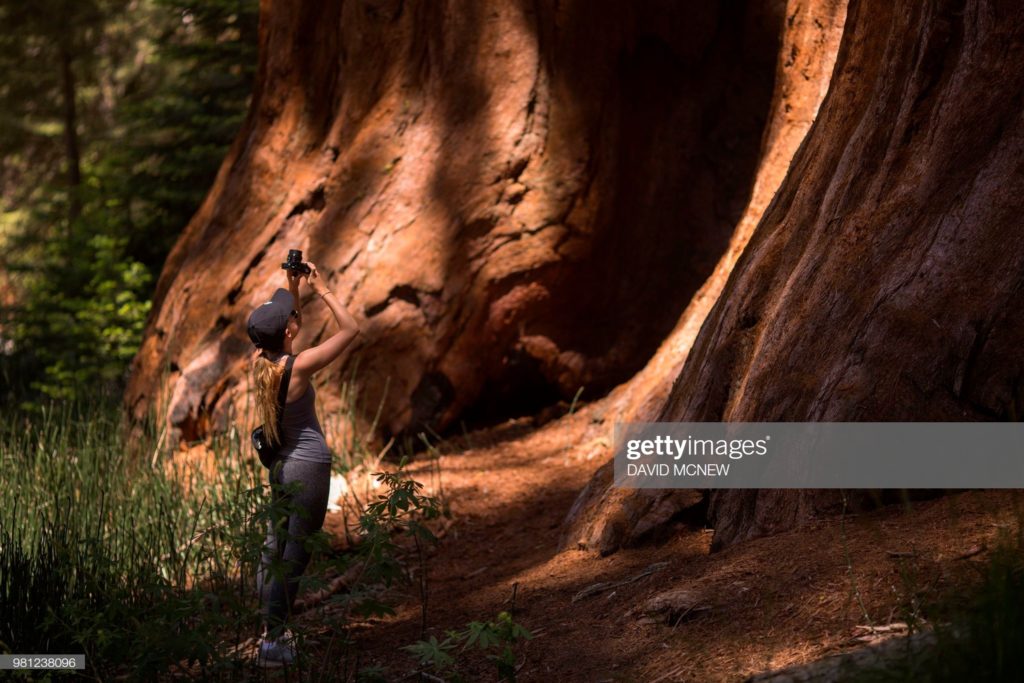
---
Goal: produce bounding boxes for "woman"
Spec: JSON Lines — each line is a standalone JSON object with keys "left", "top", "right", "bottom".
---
{"left": 246, "top": 260, "right": 360, "bottom": 667}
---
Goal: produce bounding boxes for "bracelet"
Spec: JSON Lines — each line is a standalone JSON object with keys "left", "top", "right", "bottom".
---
{"left": 319, "top": 290, "right": 332, "bottom": 299}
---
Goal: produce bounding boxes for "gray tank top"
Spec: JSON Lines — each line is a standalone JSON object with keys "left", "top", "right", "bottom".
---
{"left": 279, "top": 380, "right": 331, "bottom": 464}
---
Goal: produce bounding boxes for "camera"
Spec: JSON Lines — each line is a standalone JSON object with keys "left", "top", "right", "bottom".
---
{"left": 281, "top": 249, "right": 311, "bottom": 275}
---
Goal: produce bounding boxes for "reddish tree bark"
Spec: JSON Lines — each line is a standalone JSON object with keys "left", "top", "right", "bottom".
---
{"left": 127, "top": 0, "right": 786, "bottom": 449}
{"left": 664, "top": 0, "right": 1024, "bottom": 549}
{"left": 563, "top": 0, "right": 1024, "bottom": 554}
{"left": 559, "top": 0, "right": 848, "bottom": 554}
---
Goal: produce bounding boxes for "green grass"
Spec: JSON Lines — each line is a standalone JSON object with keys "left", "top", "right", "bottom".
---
{"left": 0, "top": 387, "right": 450, "bottom": 680}
{"left": 0, "top": 397, "right": 267, "bottom": 677}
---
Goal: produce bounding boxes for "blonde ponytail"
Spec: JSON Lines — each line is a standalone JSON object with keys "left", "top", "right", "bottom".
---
{"left": 252, "top": 352, "right": 286, "bottom": 447}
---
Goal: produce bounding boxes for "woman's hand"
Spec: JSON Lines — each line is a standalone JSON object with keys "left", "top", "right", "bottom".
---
{"left": 304, "top": 261, "right": 329, "bottom": 296}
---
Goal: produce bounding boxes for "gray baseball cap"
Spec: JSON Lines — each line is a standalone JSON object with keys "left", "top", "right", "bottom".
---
{"left": 247, "top": 288, "right": 295, "bottom": 351}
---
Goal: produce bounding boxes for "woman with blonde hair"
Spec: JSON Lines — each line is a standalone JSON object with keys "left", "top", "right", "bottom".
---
{"left": 246, "top": 260, "right": 360, "bottom": 667}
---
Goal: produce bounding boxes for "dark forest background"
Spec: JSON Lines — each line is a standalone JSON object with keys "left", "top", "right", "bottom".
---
{"left": 0, "top": 0, "right": 257, "bottom": 408}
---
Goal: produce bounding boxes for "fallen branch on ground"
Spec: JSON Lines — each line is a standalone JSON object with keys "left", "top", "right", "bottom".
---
{"left": 572, "top": 561, "right": 669, "bottom": 603}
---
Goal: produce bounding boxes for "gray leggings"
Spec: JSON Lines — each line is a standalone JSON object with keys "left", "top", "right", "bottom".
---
{"left": 257, "top": 457, "right": 332, "bottom": 636}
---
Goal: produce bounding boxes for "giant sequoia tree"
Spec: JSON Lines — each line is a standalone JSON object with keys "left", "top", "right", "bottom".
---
{"left": 129, "top": 0, "right": 1024, "bottom": 552}
{"left": 126, "top": 0, "right": 787, "bottom": 441}
{"left": 667, "top": 0, "right": 1024, "bottom": 549}
{"left": 565, "top": 0, "right": 1024, "bottom": 553}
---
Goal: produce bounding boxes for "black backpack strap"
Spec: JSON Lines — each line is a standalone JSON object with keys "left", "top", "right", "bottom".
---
{"left": 274, "top": 354, "right": 296, "bottom": 433}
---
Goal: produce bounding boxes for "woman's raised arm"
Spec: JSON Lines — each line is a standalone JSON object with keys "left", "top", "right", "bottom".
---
{"left": 294, "top": 262, "right": 360, "bottom": 376}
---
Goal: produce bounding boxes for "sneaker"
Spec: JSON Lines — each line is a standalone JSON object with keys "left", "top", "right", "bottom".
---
{"left": 257, "top": 632, "right": 296, "bottom": 668}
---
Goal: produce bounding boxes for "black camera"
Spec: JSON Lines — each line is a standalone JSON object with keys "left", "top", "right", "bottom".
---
{"left": 281, "top": 249, "right": 311, "bottom": 275}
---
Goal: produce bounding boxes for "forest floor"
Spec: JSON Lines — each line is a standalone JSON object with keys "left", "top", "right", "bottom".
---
{"left": 281, "top": 408, "right": 1022, "bottom": 683}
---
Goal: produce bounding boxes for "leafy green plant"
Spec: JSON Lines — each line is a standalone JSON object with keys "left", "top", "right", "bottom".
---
{"left": 9, "top": 228, "right": 153, "bottom": 404}
{"left": 260, "top": 449, "right": 450, "bottom": 682}
{"left": 404, "top": 611, "right": 534, "bottom": 682}
{"left": 308, "top": 454, "right": 446, "bottom": 628}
